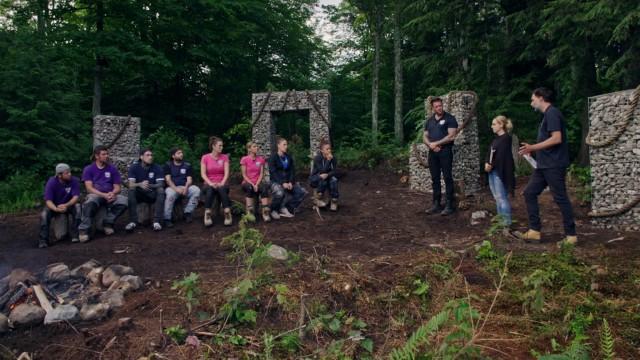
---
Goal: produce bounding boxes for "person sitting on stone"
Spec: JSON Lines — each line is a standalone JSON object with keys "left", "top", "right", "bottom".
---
{"left": 39, "top": 163, "right": 81, "bottom": 248}
{"left": 163, "top": 148, "right": 200, "bottom": 227}
{"left": 125, "top": 148, "right": 166, "bottom": 232}
{"left": 240, "top": 141, "right": 271, "bottom": 222}
{"left": 200, "top": 136, "right": 232, "bottom": 227}
{"left": 309, "top": 139, "right": 339, "bottom": 211}
{"left": 268, "top": 136, "right": 308, "bottom": 219}
{"left": 78, "top": 145, "right": 128, "bottom": 242}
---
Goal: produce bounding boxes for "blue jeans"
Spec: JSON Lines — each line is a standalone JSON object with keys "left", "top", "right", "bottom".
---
{"left": 309, "top": 175, "right": 339, "bottom": 199}
{"left": 270, "top": 183, "right": 308, "bottom": 212}
{"left": 488, "top": 171, "right": 512, "bottom": 226}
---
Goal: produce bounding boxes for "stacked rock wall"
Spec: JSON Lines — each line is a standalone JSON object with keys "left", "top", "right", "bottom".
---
{"left": 588, "top": 89, "right": 640, "bottom": 231}
{"left": 251, "top": 90, "right": 331, "bottom": 158}
{"left": 92, "top": 115, "right": 141, "bottom": 192}
{"left": 409, "top": 91, "right": 481, "bottom": 196}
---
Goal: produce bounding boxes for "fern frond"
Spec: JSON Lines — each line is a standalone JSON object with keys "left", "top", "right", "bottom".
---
{"left": 389, "top": 310, "right": 450, "bottom": 360}
{"left": 600, "top": 318, "right": 615, "bottom": 360}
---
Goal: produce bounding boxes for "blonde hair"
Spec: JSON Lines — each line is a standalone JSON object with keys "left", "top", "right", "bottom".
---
{"left": 493, "top": 115, "right": 513, "bottom": 133}
{"left": 246, "top": 141, "right": 257, "bottom": 154}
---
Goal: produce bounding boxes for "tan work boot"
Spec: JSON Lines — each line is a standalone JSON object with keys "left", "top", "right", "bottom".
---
{"left": 224, "top": 208, "right": 233, "bottom": 226}
{"left": 261, "top": 206, "right": 271, "bottom": 222}
{"left": 204, "top": 209, "right": 213, "bottom": 227}
{"left": 557, "top": 235, "right": 578, "bottom": 248}
{"left": 245, "top": 197, "right": 255, "bottom": 216}
{"left": 514, "top": 229, "right": 541, "bottom": 243}
{"left": 330, "top": 198, "right": 338, "bottom": 212}
{"left": 313, "top": 191, "right": 327, "bottom": 208}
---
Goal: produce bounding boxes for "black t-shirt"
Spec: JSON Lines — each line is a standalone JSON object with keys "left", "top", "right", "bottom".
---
{"left": 128, "top": 161, "right": 164, "bottom": 184}
{"left": 424, "top": 112, "right": 459, "bottom": 147}
{"left": 536, "top": 106, "right": 570, "bottom": 169}
{"left": 163, "top": 161, "right": 193, "bottom": 187}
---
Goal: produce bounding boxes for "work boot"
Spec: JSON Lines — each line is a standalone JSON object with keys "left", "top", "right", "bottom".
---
{"left": 38, "top": 239, "right": 48, "bottom": 249}
{"left": 204, "top": 209, "right": 213, "bottom": 227}
{"left": 514, "top": 229, "right": 541, "bottom": 243}
{"left": 557, "top": 235, "right": 578, "bottom": 248}
{"left": 330, "top": 198, "right": 338, "bottom": 212}
{"left": 245, "top": 198, "right": 255, "bottom": 216}
{"left": 270, "top": 210, "right": 281, "bottom": 220}
{"left": 425, "top": 202, "right": 443, "bottom": 215}
{"left": 224, "top": 208, "right": 233, "bottom": 226}
{"left": 440, "top": 201, "right": 455, "bottom": 216}
{"left": 313, "top": 191, "right": 327, "bottom": 208}
{"left": 261, "top": 206, "right": 271, "bottom": 222}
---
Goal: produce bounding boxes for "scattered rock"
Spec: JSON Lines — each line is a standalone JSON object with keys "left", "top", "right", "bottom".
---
{"left": 267, "top": 244, "right": 288, "bottom": 260}
{"left": 5, "top": 269, "right": 36, "bottom": 289}
{"left": 119, "top": 275, "right": 143, "bottom": 291}
{"left": 0, "top": 313, "right": 8, "bottom": 333}
{"left": 470, "top": 210, "right": 488, "bottom": 225}
{"left": 118, "top": 317, "right": 133, "bottom": 329}
{"left": 9, "top": 304, "right": 46, "bottom": 327}
{"left": 87, "top": 267, "right": 104, "bottom": 286}
{"left": 80, "top": 303, "right": 110, "bottom": 321}
{"left": 108, "top": 280, "right": 134, "bottom": 296}
{"left": 44, "top": 304, "right": 79, "bottom": 324}
{"left": 71, "top": 259, "right": 101, "bottom": 278}
{"left": 44, "top": 263, "right": 71, "bottom": 283}
{"left": 100, "top": 289, "right": 124, "bottom": 309}
{"left": 102, "top": 265, "right": 134, "bottom": 287}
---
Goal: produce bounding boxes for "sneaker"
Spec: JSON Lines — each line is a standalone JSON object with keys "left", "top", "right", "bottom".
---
{"left": 165, "top": 220, "right": 174, "bottom": 228}
{"left": 425, "top": 203, "right": 443, "bottom": 215}
{"left": 153, "top": 222, "right": 162, "bottom": 231}
{"left": 79, "top": 231, "right": 90, "bottom": 243}
{"left": 71, "top": 237, "right": 80, "bottom": 243}
{"left": 103, "top": 226, "right": 115, "bottom": 235}
{"left": 330, "top": 198, "right": 338, "bottom": 212}
{"left": 270, "top": 210, "right": 281, "bottom": 220}
{"left": 125, "top": 222, "right": 137, "bottom": 233}
{"left": 279, "top": 207, "right": 294, "bottom": 218}
{"left": 514, "top": 229, "right": 541, "bottom": 243}
{"left": 38, "top": 240, "right": 48, "bottom": 249}
{"left": 184, "top": 212, "right": 193, "bottom": 223}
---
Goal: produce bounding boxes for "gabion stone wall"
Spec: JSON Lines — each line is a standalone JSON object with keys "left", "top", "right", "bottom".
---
{"left": 588, "top": 89, "right": 640, "bottom": 231}
{"left": 92, "top": 115, "right": 141, "bottom": 190}
{"left": 409, "top": 91, "right": 480, "bottom": 196}
{"left": 251, "top": 90, "right": 331, "bottom": 158}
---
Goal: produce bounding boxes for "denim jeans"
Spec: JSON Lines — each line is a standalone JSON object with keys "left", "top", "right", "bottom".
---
{"left": 309, "top": 175, "right": 339, "bottom": 199}
{"left": 270, "top": 182, "right": 308, "bottom": 212}
{"left": 488, "top": 171, "right": 512, "bottom": 226}
{"left": 164, "top": 185, "right": 201, "bottom": 220}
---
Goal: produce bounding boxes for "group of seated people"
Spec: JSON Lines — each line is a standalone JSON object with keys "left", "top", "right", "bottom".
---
{"left": 38, "top": 136, "right": 340, "bottom": 248}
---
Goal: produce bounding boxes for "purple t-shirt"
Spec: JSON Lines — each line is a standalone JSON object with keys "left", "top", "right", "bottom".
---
{"left": 44, "top": 176, "right": 80, "bottom": 206}
{"left": 82, "top": 163, "right": 122, "bottom": 193}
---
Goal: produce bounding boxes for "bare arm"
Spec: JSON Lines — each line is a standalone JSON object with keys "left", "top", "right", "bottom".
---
{"left": 241, "top": 165, "right": 253, "bottom": 185}
{"left": 221, "top": 161, "right": 230, "bottom": 185}
{"left": 165, "top": 174, "right": 178, "bottom": 191}
{"left": 45, "top": 200, "right": 58, "bottom": 212}
{"left": 431, "top": 127, "right": 457, "bottom": 147}
{"left": 519, "top": 131, "right": 562, "bottom": 155}
{"left": 201, "top": 160, "right": 214, "bottom": 186}
{"left": 85, "top": 181, "right": 108, "bottom": 198}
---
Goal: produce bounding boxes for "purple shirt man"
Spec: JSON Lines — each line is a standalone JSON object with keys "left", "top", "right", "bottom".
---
{"left": 44, "top": 176, "right": 81, "bottom": 206}
{"left": 81, "top": 162, "right": 122, "bottom": 193}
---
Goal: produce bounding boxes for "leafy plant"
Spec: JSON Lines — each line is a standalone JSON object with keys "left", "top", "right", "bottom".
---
{"left": 221, "top": 278, "right": 258, "bottom": 325}
{"left": 535, "top": 335, "right": 590, "bottom": 360}
{"left": 221, "top": 214, "right": 271, "bottom": 272}
{"left": 171, "top": 272, "right": 201, "bottom": 315}
{"left": 600, "top": 318, "right": 615, "bottom": 360}
{"left": 0, "top": 172, "right": 42, "bottom": 213}
{"left": 279, "top": 333, "right": 302, "bottom": 353}
{"left": 522, "top": 268, "right": 557, "bottom": 314}
{"left": 412, "top": 277, "right": 430, "bottom": 302}
{"left": 164, "top": 325, "right": 187, "bottom": 344}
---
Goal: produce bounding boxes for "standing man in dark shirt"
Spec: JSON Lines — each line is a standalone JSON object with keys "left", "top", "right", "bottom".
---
{"left": 517, "top": 87, "right": 577, "bottom": 246}
{"left": 423, "top": 97, "right": 459, "bottom": 215}
{"left": 126, "top": 148, "right": 165, "bottom": 232}
{"left": 163, "top": 148, "right": 200, "bottom": 227}
{"left": 39, "top": 163, "right": 80, "bottom": 248}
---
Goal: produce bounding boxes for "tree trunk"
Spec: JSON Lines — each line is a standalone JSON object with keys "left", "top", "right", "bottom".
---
{"left": 371, "top": 10, "right": 381, "bottom": 145}
{"left": 92, "top": 0, "right": 105, "bottom": 118}
{"left": 393, "top": 2, "right": 404, "bottom": 143}
{"left": 37, "top": 0, "right": 48, "bottom": 35}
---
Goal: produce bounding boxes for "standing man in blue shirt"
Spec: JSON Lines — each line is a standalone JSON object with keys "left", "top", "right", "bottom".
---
{"left": 39, "top": 163, "right": 80, "bottom": 248}
{"left": 126, "top": 148, "right": 165, "bottom": 232}
{"left": 518, "top": 87, "right": 577, "bottom": 246}
{"left": 163, "top": 148, "right": 200, "bottom": 227}
{"left": 423, "top": 97, "right": 459, "bottom": 216}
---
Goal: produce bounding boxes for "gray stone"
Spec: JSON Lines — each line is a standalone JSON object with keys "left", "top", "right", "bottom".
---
{"left": 80, "top": 303, "right": 110, "bottom": 321}
{"left": 71, "top": 259, "right": 101, "bottom": 278}
{"left": 100, "top": 290, "right": 124, "bottom": 309}
{"left": 119, "top": 275, "right": 143, "bottom": 291}
{"left": 87, "top": 267, "right": 104, "bottom": 286}
{"left": 470, "top": 210, "right": 489, "bottom": 225}
{"left": 102, "top": 265, "right": 134, "bottom": 288}
{"left": 0, "top": 313, "right": 8, "bottom": 333}
{"left": 5, "top": 269, "right": 35, "bottom": 290}
{"left": 9, "top": 303, "right": 46, "bottom": 327}
{"left": 44, "top": 304, "right": 79, "bottom": 324}
{"left": 44, "top": 263, "right": 71, "bottom": 283}
{"left": 267, "top": 244, "right": 288, "bottom": 260}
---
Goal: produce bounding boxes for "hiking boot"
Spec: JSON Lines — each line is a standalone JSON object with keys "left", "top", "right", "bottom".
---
{"left": 245, "top": 198, "right": 255, "bottom": 215}
{"left": 425, "top": 202, "right": 443, "bottom": 215}
{"left": 125, "top": 222, "right": 137, "bottom": 233}
{"left": 270, "top": 210, "right": 281, "bottom": 220}
{"left": 184, "top": 212, "right": 193, "bottom": 223}
{"left": 279, "top": 207, "right": 294, "bottom": 218}
{"left": 223, "top": 208, "right": 233, "bottom": 226}
{"left": 165, "top": 219, "right": 174, "bottom": 228}
{"left": 261, "top": 206, "right": 271, "bottom": 222}
{"left": 153, "top": 222, "right": 162, "bottom": 231}
{"left": 557, "top": 235, "right": 578, "bottom": 248}
{"left": 204, "top": 209, "right": 213, "bottom": 227}
{"left": 103, "top": 226, "right": 115, "bottom": 235}
{"left": 313, "top": 191, "right": 327, "bottom": 208}
{"left": 330, "top": 198, "right": 338, "bottom": 212}
{"left": 38, "top": 239, "right": 48, "bottom": 249}
{"left": 440, "top": 201, "right": 455, "bottom": 216}
{"left": 79, "top": 231, "right": 90, "bottom": 243}
{"left": 514, "top": 229, "right": 541, "bottom": 243}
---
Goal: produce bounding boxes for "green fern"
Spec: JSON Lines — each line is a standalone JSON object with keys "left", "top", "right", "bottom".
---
{"left": 389, "top": 310, "right": 450, "bottom": 360}
{"left": 600, "top": 319, "right": 615, "bottom": 360}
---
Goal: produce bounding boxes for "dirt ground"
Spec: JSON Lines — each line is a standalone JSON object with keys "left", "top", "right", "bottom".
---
{"left": 1, "top": 169, "right": 639, "bottom": 359}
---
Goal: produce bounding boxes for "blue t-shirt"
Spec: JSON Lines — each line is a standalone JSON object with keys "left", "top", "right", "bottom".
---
{"left": 82, "top": 163, "right": 121, "bottom": 193}
{"left": 536, "top": 106, "right": 570, "bottom": 169}
{"left": 128, "top": 161, "right": 164, "bottom": 184}
{"left": 44, "top": 176, "right": 80, "bottom": 205}
{"left": 163, "top": 161, "right": 193, "bottom": 187}
{"left": 424, "top": 112, "right": 459, "bottom": 147}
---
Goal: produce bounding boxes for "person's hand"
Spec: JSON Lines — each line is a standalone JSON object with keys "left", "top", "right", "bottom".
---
{"left": 57, "top": 204, "right": 68, "bottom": 212}
{"left": 432, "top": 145, "right": 441, "bottom": 152}
{"left": 484, "top": 163, "right": 492, "bottom": 173}
{"left": 518, "top": 143, "right": 533, "bottom": 156}
{"left": 320, "top": 174, "right": 328, "bottom": 180}
{"left": 106, "top": 192, "right": 116, "bottom": 203}
{"left": 253, "top": 184, "right": 259, "bottom": 193}
{"left": 177, "top": 186, "right": 187, "bottom": 196}
{"left": 140, "top": 180, "right": 150, "bottom": 191}
{"left": 284, "top": 183, "right": 293, "bottom": 190}
{"left": 428, "top": 142, "right": 438, "bottom": 150}
{"left": 326, "top": 153, "right": 333, "bottom": 161}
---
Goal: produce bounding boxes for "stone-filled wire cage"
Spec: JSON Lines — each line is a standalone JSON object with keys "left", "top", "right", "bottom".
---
{"left": 409, "top": 91, "right": 481, "bottom": 196}
{"left": 92, "top": 115, "right": 141, "bottom": 195}
{"left": 587, "top": 87, "right": 640, "bottom": 231}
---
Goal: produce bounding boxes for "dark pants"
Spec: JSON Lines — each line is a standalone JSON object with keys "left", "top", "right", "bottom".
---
{"left": 79, "top": 194, "right": 128, "bottom": 231}
{"left": 128, "top": 187, "right": 165, "bottom": 223}
{"left": 241, "top": 182, "right": 269, "bottom": 198}
{"left": 428, "top": 146, "right": 454, "bottom": 203}
{"left": 270, "top": 183, "right": 308, "bottom": 212}
{"left": 39, "top": 206, "right": 79, "bottom": 243}
{"left": 203, "top": 185, "right": 231, "bottom": 209}
{"left": 309, "top": 175, "right": 339, "bottom": 199}
{"left": 523, "top": 167, "right": 576, "bottom": 236}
